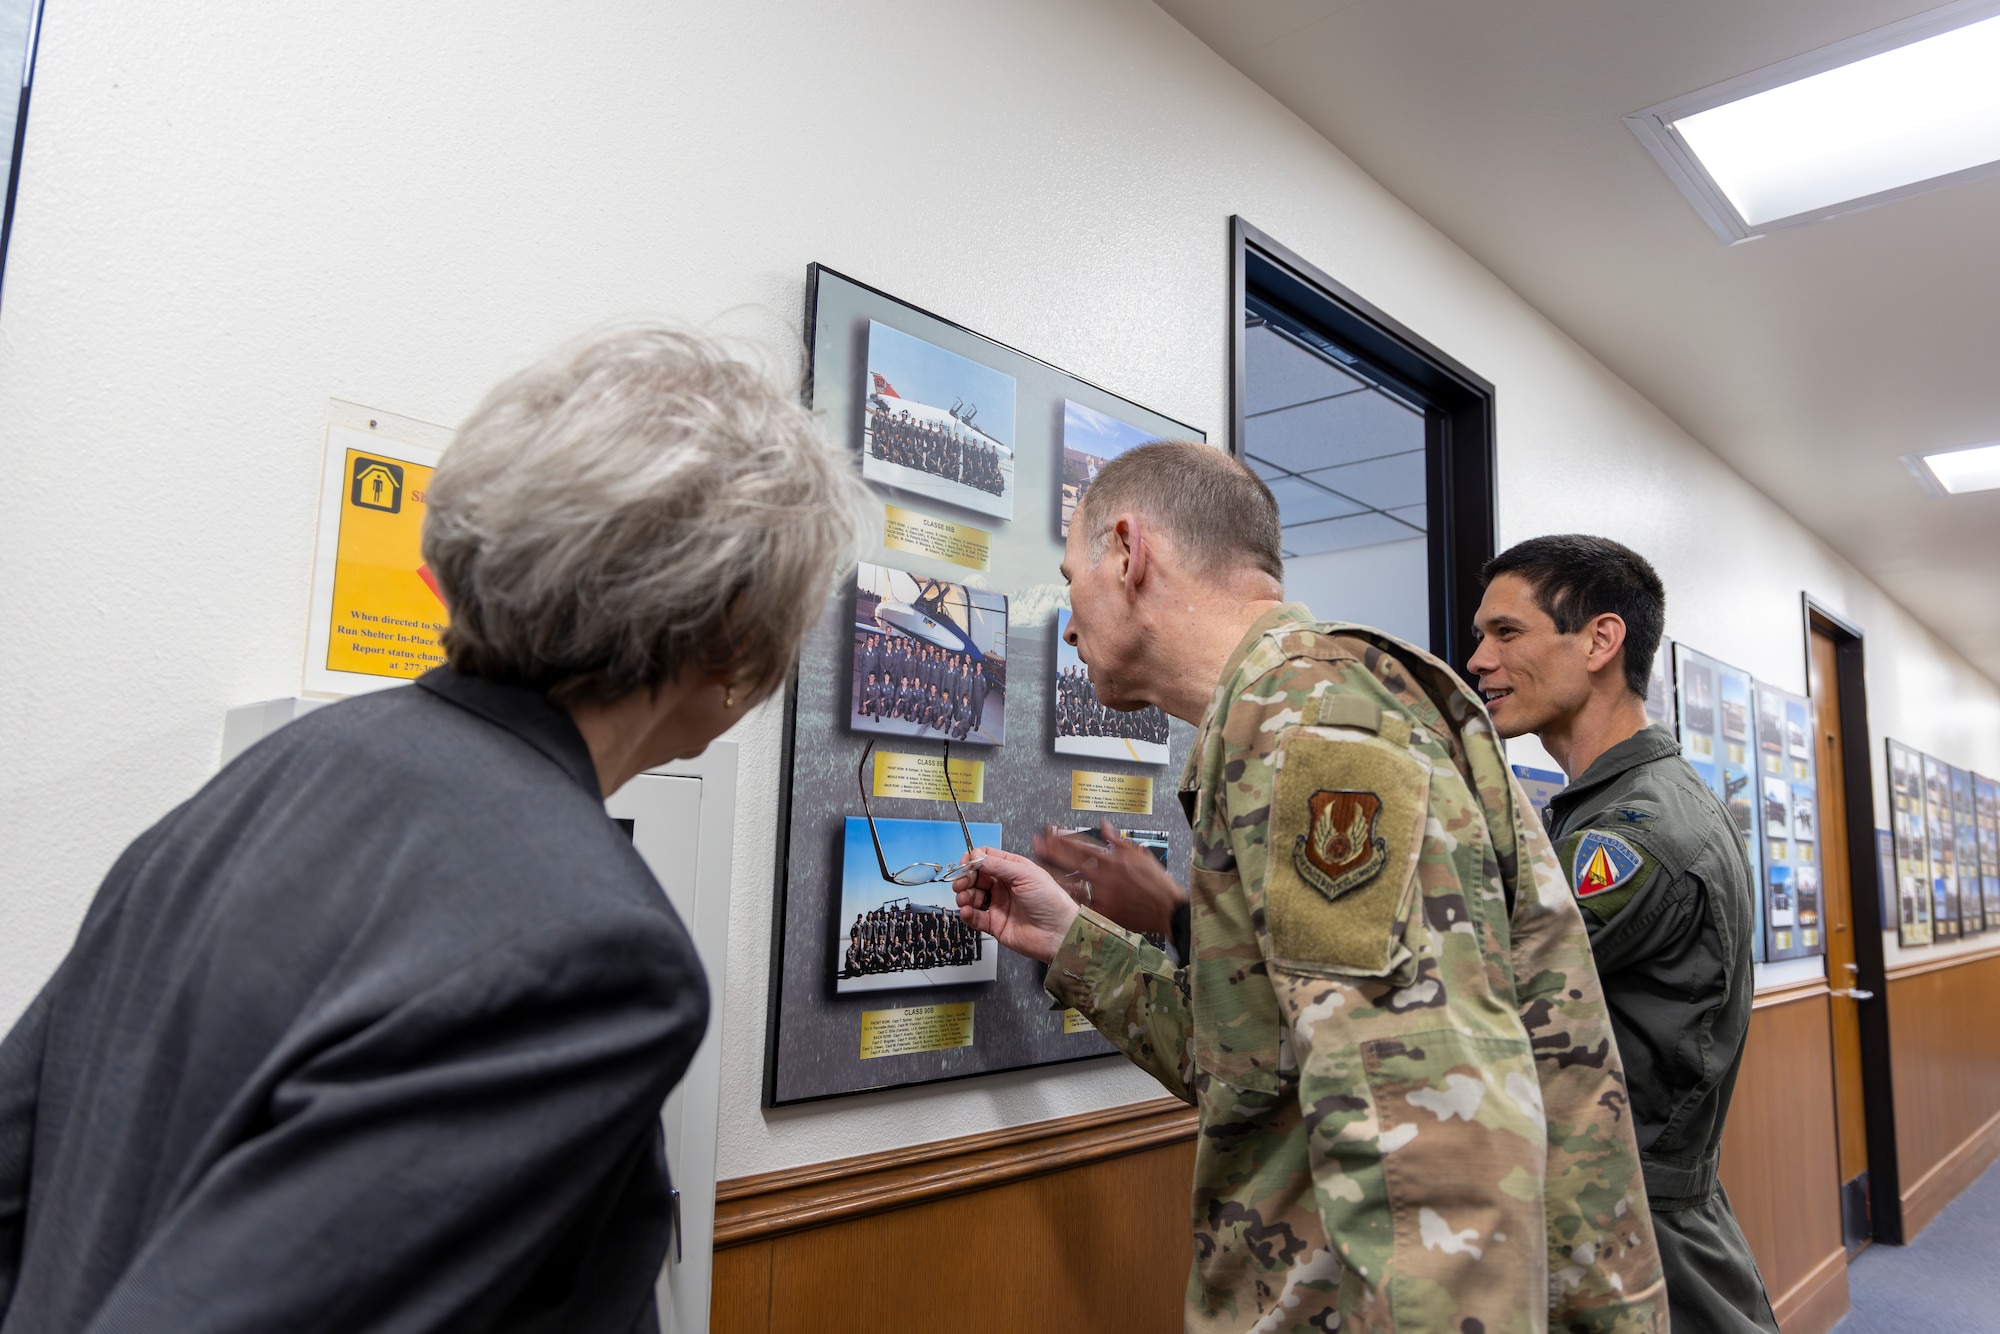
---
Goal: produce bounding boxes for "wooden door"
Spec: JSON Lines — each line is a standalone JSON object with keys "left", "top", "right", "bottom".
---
{"left": 1810, "top": 630, "right": 1871, "bottom": 1252}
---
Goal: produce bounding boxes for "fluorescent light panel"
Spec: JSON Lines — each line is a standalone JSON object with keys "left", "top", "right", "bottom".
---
{"left": 1628, "top": 2, "right": 2000, "bottom": 239}
{"left": 1914, "top": 442, "right": 2000, "bottom": 495}
{"left": 1676, "top": 15, "right": 2000, "bottom": 226}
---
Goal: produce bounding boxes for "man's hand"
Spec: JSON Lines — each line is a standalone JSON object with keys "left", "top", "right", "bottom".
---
{"left": 953, "top": 849, "right": 1081, "bottom": 963}
{"left": 1031, "top": 822, "right": 1187, "bottom": 938}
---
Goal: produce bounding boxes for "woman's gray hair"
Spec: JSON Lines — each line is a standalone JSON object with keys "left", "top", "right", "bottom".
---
{"left": 423, "top": 325, "right": 873, "bottom": 708}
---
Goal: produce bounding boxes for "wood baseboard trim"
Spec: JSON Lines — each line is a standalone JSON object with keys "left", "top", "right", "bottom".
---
{"left": 714, "top": 1096, "right": 1197, "bottom": 1248}
{"left": 1899, "top": 1102, "right": 2000, "bottom": 1239}
{"left": 1770, "top": 1244, "right": 1847, "bottom": 1334}
{"left": 1884, "top": 941, "right": 2000, "bottom": 982}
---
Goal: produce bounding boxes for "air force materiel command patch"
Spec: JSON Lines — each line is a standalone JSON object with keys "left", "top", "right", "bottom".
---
{"left": 1267, "top": 730, "right": 1429, "bottom": 976}
{"left": 1293, "top": 789, "right": 1389, "bottom": 901}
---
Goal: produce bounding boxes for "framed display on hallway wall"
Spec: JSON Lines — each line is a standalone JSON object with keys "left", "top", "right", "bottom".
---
{"left": 763, "top": 266, "right": 1206, "bottom": 1106}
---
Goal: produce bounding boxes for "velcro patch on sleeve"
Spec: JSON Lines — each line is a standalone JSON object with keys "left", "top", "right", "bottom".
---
{"left": 1560, "top": 829, "right": 1653, "bottom": 923}
{"left": 1266, "top": 729, "right": 1428, "bottom": 976}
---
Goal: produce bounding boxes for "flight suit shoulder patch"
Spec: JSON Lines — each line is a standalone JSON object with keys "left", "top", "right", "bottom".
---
{"left": 1266, "top": 729, "right": 1428, "bottom": 975}
{"left": 1558, "top": 827, "right": 1655, "bottom": 923}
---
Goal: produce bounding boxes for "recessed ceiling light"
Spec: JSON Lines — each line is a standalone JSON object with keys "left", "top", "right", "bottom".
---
{"left": 1903, "top": 443, "right": 2000, "bottom": 496}
{"left": 1628, "top": 2, "right": 2000, "bottom": 242}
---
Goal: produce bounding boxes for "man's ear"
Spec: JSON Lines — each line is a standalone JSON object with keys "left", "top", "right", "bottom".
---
{"left": 1116, "top": 513, "right": 1148, "bottom": 600}
{"left": 1583, "top": 612, "right": 1629, "bottom": 678}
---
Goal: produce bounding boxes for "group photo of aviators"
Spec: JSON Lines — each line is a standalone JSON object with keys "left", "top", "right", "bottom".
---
{"left": 853, "top": 631, "right": 991, "bottom": 741}
{"left": 850, "top": 562, "right": 1008, "bottom": 747}
{"left": 835, "top": 814, "right": 1001, "bottom": 994}
{"left": 839, "top": 900, "right": 983, "bottom": 980}
{"left": 1050, "top": 608, "right": 1169, "bottom": 764}
{"left": 864, "top": 402, "right": 1006, "bottom": 497}
{"left": 859, "top": 319, "right": 1017, "bottom": 521}
{"left": 1054, "top": 664, "right": 1168, "bottom": 746}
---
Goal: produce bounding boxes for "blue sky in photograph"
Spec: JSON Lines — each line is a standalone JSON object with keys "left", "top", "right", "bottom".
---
{"left": 840, "top": 814, "right": 1001, "bottom": 918}
{"left": 866, "top": 321, "right": 1016, "bottom": 447}
{"left": 1062, "top": 399, "right": 1156, "bottom": 462}
{"left": 1055, "top": 608, "right": 1083, "bottom": 675}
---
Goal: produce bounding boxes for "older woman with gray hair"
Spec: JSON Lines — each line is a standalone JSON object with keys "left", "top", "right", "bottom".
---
{"left": 0, "top": 327, "right": 870, "bottom": 1334}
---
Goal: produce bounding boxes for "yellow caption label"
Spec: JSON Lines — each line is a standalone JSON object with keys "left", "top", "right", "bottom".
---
{"left": 859, "top": 1002, "right": 976, "bottom": 1060}
{"left": 882, "top": 504, "right": 992, "bottom": 571}
{"left": 1769, "top": 840, "right": 1788, "bottom": 862}
{"left": 1070, "top": 770, "right": 1154, "bottom": 815}
{"left": 1765, "top": 753, "right": 1782, "bottom": 773}
{"left": 328, "top": 448, "right": 448, "bottom": 680}
{"left": 1062, "top": 1008, "right": 1094, "bottom": 1035}
{"left": 872, "top": 750, "right": 985, "bottom": 803}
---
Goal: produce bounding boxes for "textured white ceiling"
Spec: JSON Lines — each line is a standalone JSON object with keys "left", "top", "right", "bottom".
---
{"left": 1159, "top": 0, "right": 2000, "bottom": 680}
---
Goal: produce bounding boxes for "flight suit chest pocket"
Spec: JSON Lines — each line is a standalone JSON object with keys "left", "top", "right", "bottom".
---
{"left": 1267, "top": 729, "right": 1429, "bottom": 978}
{"left": 1188, "top": 864, "right": 1286, "bottom": 1096}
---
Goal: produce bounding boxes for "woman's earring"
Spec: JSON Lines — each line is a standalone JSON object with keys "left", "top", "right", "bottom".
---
{"left": 724, "top": 684, "right": 735, "bottom": 710}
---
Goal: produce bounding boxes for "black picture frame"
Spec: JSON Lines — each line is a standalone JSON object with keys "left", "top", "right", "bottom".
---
{"left": 762, "top": 264, "right": 1207, "bottom": 1107}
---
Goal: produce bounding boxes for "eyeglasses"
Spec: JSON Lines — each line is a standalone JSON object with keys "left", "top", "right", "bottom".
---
{"left": 857, "top": 739, "right": 987, "bottom": 886}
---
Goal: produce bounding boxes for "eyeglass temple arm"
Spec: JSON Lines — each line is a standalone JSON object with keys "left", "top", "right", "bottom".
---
{"left": 856, "top": 743, "right": 900, "bottom": 882}
{"left": 942, "top": 741, "right": 976, "bottom": 854}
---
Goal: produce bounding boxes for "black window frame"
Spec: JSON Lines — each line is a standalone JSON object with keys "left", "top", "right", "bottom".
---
{"left": 0, "top": 0, "right": 47, "bottom": 315}
{"left": 1230, "top": 217, "right": 1497, "bottom": 672}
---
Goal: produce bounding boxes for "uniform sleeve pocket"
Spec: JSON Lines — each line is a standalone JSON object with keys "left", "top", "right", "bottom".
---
{"left": 1267, "top": 731, "right": 1428, "bottom": 976}
{"left": 1350, "top": 1028, "right": 1548, "bottom": 1325}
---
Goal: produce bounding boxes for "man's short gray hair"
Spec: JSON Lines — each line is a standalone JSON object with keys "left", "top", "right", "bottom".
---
{"left": 1082, "top": 441, "right": 1283, "bottom": 582}
{"left": 424, "top": 325, "right": 872, "bottom": 707}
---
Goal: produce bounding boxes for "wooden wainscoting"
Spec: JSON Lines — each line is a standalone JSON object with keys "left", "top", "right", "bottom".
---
{"left": 712, "top": 1098, "right": 1197, "bottom": 1334}
{"left": 1719, "top": 982, "right": 1849, "bottom": 1334}
{"left": 1886, "top": 945, "right": 2000, "bottom": 1239}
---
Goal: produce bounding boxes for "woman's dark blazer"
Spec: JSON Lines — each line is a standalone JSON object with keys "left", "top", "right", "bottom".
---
{"left": 0, "top": 668, "right": 708, "bottom": 1333}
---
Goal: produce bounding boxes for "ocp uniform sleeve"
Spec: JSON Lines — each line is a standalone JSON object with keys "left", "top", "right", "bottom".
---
{"left": 1216, "top": 656, "right": 1562, "bottom": 1329}
{"left": 1044, "top": 909, "right": 1194, "bottom": 1102}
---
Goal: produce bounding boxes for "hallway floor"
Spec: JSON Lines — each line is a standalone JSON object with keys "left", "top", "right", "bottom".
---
{"left": 1832, "top": 1157, "right": 2000, "bottom": 1332}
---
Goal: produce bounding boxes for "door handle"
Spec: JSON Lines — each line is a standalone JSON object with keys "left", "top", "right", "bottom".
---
{"left": 1831, "top": 987, "right": 1875, "bottom": 1001}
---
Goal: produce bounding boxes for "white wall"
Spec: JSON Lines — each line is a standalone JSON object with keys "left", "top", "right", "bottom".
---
{"left": 3, "top": 0, "right": 1997, "bottom": 1178}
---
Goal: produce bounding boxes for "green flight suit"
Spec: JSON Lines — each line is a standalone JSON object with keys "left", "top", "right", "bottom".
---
{"left": 1047, "top": 606, "right": 1666, "bottom": 1333}
{"left": 1545, "top": 724, "right": 1780, "bottom": 1334}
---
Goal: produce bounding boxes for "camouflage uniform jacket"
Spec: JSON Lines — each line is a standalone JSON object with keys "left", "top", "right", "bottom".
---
{"left": 1045, "top": 606, "right": 1667, "bottom": 1333}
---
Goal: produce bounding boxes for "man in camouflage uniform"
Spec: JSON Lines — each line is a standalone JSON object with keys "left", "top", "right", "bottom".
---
{"left": 1469, "top": 534, "right": 1777, "bottom": 1333}
{"left": 956, "top": 444, "right": 1665, "bottom": 1332}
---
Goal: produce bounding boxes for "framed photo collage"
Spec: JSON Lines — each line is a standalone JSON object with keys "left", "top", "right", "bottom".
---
{"left": 763, "top": 267, "right": 1204, "bottom": 1105}
{"left": 1885, "top": 739, "right": 2000, "bottom": 949}
{"left": 1513, "top": 638, "right": 1833, "bottom": 964}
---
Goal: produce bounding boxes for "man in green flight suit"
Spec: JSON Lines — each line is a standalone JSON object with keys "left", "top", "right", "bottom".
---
{"left": 955, "top": 443, "right": 1666, "bottom": 1333}
{"left": 1468, "top": 534, "right": 1780, "bottom": 1333}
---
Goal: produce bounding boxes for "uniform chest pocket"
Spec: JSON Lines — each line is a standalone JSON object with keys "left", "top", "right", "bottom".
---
{"left": 1267, "top": 729, "right": 1429, "bottom": 978}
{"left": 1188, "top": 864, "right": 1286, "bottom": 1096}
